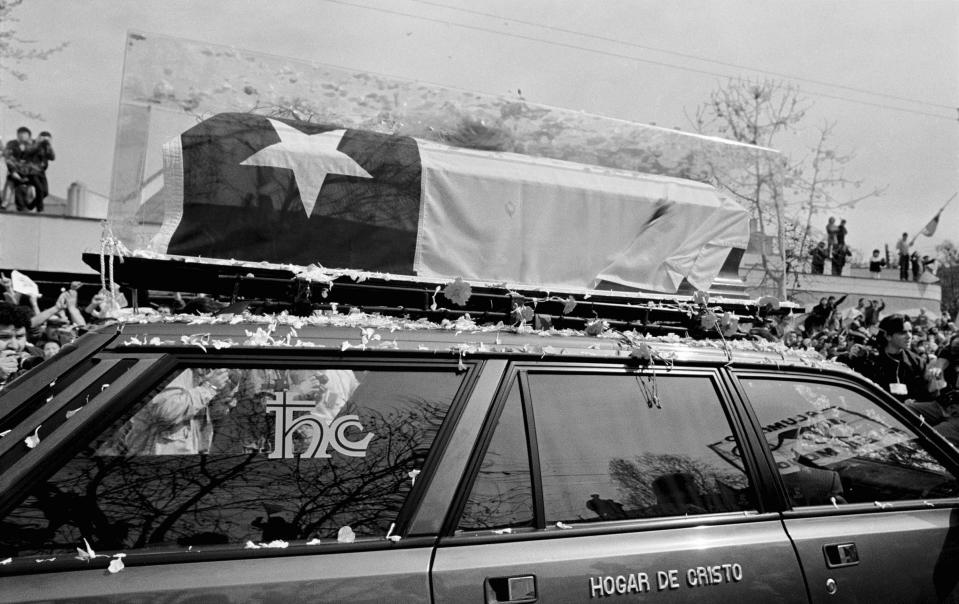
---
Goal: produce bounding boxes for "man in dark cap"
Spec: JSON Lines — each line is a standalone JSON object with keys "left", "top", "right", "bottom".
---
{"left": 865, "top": 314, "right": 936, "bottom": 402}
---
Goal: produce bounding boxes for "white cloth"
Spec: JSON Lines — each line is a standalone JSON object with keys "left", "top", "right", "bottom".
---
{"left": 414, "top": 141, "right": 748, "bottom": 293}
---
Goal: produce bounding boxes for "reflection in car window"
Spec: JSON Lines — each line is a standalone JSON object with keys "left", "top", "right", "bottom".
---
{"left": 0, "top": 366, "right": 463, "bottom": 559}
{"left": 528, "top": 373, "right": 754, "bottom": 524}
{"left": 458, "top": 382, "right": 534, "bottom": 531}
{"left": 741, "top": 379, "right": 959, "bottom": 506}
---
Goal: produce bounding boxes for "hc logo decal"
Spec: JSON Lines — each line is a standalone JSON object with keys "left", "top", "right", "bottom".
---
{"left": 266, "top": 392, "right": 375, "bottom": 459}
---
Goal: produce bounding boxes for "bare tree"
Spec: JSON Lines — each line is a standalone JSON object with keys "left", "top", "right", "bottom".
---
{"left": 689, "top": 79, "right": 883, "bottom": 299}
{"left": 0, "top": 0, "right": 68, "bottom": 119}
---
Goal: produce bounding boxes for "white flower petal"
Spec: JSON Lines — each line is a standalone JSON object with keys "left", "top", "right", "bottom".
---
{"left": 24, "top": 425, "right": 41, "bottom": 449}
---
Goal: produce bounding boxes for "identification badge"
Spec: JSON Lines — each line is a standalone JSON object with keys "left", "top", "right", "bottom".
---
{"left": 890, "top": 383, "right": 908, "bottom": 395}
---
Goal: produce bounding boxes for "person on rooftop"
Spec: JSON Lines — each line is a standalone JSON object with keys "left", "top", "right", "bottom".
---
{"left": 810, "top": 242, "right": 828, "bottom": 275}
{"left": 896, "top": 233, "right": 911, "bottom": 281}
{"left": 868, "top": 249, "right": 886, "bottom": 279}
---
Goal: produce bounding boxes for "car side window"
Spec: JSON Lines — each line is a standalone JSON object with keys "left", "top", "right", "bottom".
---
{"left": 458, "top": 381, "right": 534, "bottom": 531}
{"left": 528, "top": 372, "right": 755, "bottom": 524}
{"left": 740, "top": 378, "right": 959, "bottom": 506}
{"left": 0, "top": 366, "right": 464, "bottom": 559}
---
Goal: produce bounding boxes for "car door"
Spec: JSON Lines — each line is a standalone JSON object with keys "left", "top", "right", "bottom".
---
{"left": 0, "top": 353, "right": 482, "bottom": 603}
{"left": 735, "top": 371, "right": 959, "bottom": 603}
{"left": 431, "top": 364, "right": 810, "bottom": 604}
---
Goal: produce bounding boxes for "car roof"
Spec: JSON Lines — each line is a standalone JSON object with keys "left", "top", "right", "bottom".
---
{"left": 104, "top": 311, "right": 856, "bottom": 376}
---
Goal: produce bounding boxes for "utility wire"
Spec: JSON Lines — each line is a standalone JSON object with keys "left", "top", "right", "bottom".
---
{"left": 321, "top": 0, "right": 956, "bottom": 122}
{"left": 408, "top": 0, "right": 955, "bottom": 112}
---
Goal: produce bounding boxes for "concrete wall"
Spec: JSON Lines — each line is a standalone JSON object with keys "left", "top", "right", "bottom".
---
{"left": 0, "top": 213, "right": 100, "bottom": 274}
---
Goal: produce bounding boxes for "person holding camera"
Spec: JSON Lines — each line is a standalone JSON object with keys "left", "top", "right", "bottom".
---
{"left": 0, "top": 302, "right": 43, "bottom": 389}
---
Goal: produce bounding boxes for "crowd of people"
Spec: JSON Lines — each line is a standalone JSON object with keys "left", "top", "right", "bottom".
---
{"left": 2, "top": 126, "right": 56, "bottom": 213}
{"left": 809, "top": 216, "right": 937, "bottom": 282}
{"left": 0, "top": 273, "right": 140, "bottom": 388}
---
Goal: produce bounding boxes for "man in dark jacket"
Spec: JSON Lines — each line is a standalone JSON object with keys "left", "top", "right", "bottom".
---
{"left": 865, "top": 314, "right": 934, "bottom": 402}
{"left": 29, "top": 131, "right": 55, "bottom": 212}
{"left": 3, "top": 127, "right": 40, "bottom": 211}
{"left": 810, "top": 242, "right": 828, "bottom": 275}
{"left": 831, "top": 243, "right": 852, "bottom": 276}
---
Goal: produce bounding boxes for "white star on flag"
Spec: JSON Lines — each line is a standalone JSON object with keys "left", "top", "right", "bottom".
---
{"left": 240, "top": 119, "right": 373, "bottom": 217}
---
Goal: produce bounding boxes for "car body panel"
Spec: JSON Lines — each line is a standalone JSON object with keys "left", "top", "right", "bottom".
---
{"left": 0, "top": 546, "right": 434, "bottom": 603}
{"left": 432, "top": 517, "right": 808, "bottom": 603}
{"left": 783, "top": 506, "right": 959, "bottom": 603}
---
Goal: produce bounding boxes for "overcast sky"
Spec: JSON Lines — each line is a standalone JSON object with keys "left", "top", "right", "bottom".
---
{"left": 2, "top": 0, "right": 956, "bottom": 257}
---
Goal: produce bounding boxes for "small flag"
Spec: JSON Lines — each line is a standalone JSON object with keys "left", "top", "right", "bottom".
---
{"left": 920, "top": 211, "right": 941, "bottom": 237}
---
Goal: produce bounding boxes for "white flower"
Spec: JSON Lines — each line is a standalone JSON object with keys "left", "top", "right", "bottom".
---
{"left": 243, "top": 327, "right": 275, "bottom": 346}
{"left": 629, "top": 342, "right": 653, "bottom": 364}
{"left": 107, "top": 556, "right": 125, "bottom": 574}
{"left": 443, "top": 277, "right": 472, "bottom": 307}
{"left": 337, "top": 526, "right": 356, "bottom": 543}
{"left": 75, "top": 538, "right": 96, "bottom": 562}
{"left": 24, "top": 425, "right": 41, "bottom": 449}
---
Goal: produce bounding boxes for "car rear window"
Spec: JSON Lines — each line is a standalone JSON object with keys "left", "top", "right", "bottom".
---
{"left": 1, "top": 365, "right": 465, "bottom": 559}
{"left": 741, "top": 378, "right": 959, "bottom": 506}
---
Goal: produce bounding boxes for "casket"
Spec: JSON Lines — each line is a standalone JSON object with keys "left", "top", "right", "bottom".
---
{"left": 151, "top": 113, "right": 748, "bottom": 294}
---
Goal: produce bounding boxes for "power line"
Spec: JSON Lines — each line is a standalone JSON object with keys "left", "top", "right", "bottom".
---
{"left": 320, "top": 0, "right": 956, "bottom": 122}
{"left": 407, "top": 0, "right": 955, "bottom": 112}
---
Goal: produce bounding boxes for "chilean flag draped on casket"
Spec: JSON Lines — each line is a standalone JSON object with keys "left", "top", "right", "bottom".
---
{"left": 151, "top": 113, "right": 749, "bottom": 293}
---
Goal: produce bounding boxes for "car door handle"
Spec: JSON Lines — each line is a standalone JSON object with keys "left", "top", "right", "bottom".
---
{"left": 485, "top": 575, "right": 537, "bottom": 603}
{"left": 824, "top": 542, "right": 859, "bottom": 568}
